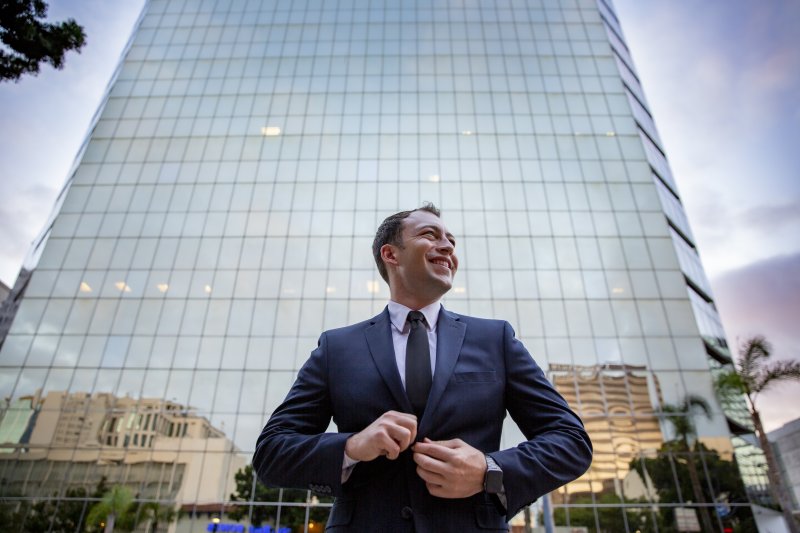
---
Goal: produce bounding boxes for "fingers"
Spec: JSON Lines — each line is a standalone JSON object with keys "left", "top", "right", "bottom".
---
{"left": 412, "top": 439, "right": 460, "bottom": 461}
{"left": 377, "top": 434, "right": 401, "bottom": 460}
{"left": 412, "top": 440, "right": 452, "bottom": 476}
{"left": 416, "top": 464, "right": 446, "bottom": 486}
{"left": 424, "top": 482, "right": 450, "bottom": 499}
{"left": 412, "top": 438, "right": 487, "bottom": 499}
{"left": 383, "top": 412, "right": 417, "bottom": 451}
{"left": 389, "top": 412, "right": 418, "bottom": 443}
{"left": 346, "top": 411, "right": 418, "bottom": 462}
{"left": 380, "top": 411, "right": 417, "bottom": 457}
{"left": 416, "top": 469, "right": 454, "bottom": 499}
{"left": 431, "top": 438, "right": 465, "bottom": 449}
{"left": 412, "top": 448, "right": 448, "bottom": 475}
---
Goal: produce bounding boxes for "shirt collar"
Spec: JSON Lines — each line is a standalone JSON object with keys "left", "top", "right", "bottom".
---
{"left": 388, "top": 300, "right": 441, "bottom": 333}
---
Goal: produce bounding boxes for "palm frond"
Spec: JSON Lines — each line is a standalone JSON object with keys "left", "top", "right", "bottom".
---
{"left": 658, "top": 407, "right": 692, "bottom": 441}
{"left": 714, "top": 370, "right": 744, "bottom": 396}
{"left": 658, "top": 395, "right": 712, "bottom": 444}
{"left": 753, "top": 359, "right": 800, "bottom": 394}
{"left": 737, "top": 336, "right": 771, "bottom": 379}
{"left": 682, "top": 394, "right": 712, "bottom": 419}
{"left": 739, "top": 335, "right": 772, "bottom": 369}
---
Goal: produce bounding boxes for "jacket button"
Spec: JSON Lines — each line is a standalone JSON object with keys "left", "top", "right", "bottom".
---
{"left": 401, "top": 506, "right": 413, "bottom": 520}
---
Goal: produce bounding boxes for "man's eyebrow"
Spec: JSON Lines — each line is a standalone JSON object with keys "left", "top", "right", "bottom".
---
{"left": 416, "top": 224, "right": 440, "bottom": 233}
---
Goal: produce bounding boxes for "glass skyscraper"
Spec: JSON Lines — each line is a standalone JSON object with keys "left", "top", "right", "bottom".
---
{"left": 0, "top": 0, "right": 767, "bottom": 531}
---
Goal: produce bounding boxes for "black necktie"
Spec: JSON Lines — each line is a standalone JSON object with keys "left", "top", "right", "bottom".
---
{"left": 405, "top": 311, "right": 432, "bottom": 417}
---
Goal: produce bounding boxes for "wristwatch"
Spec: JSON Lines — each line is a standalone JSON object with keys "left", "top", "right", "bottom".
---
{"left": 484, "top": 454, "right": 504, "bottom": 494}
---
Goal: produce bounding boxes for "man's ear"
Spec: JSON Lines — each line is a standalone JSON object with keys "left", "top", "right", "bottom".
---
{"left": 380, "top": 244, "right": 399, "bottom": 267}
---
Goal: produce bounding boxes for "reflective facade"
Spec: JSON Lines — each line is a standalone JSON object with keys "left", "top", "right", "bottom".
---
{"left": 0, "top": 0, "right": 765, "bottom": 531}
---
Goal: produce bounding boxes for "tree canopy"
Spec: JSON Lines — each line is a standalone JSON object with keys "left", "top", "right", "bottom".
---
{"left": 715, "top": 335, "right": 800, "bottom": 532}
{"left": 659, "top": 394, "right": 712, "bottom": 447}
{"left": 716, "top": 336, "right": 800, "bottom": 400}
{"left": 0, "top": 477, "right": 109, "bottom": 532}
{"left": 228, "top": 465, "right": 331, "bottom": 530}
{"left": 628, "top": 442, "right": 756, "bottom": 533}
{"left": 85, "top": 485, "right": 135, "bottom": 532}
{"left": 0, "top": 0, "right": 86, "bottom": 82}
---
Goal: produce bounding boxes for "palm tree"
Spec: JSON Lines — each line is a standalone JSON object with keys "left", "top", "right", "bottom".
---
{"left": 86, "top": 485, "right": 134, "bottom": 532}
{"left": 715, "top": 336, "right": 800, "bottom": 533}
{"left": 659, "top": 394, "right": 716, "bottom": 533}
{"left": 139, "top": 500, "right": 177, "bottom": 533}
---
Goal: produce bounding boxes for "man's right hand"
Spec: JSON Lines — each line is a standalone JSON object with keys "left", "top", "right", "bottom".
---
{"left": 345, "top": 411, "right": 418, "bottom": 461}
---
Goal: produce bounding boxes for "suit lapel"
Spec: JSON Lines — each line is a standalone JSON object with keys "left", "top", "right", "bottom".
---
{"left": 364, "top": 308, "right": 413, "bottom": 413}
{"left": 420, "top": 309, "right": 466, "bottom": 433}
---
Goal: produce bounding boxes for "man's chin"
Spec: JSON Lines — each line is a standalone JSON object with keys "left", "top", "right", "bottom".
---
{"left": 436, "top": 278, "right": 454, "bottom": 294}
{"left": 418, "top": 277, "right": 452, "bottom": 297}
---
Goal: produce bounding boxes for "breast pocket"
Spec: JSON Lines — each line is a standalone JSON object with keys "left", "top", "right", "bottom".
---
{"left": 454, "top": 371, "right": 497, "bottom": 383}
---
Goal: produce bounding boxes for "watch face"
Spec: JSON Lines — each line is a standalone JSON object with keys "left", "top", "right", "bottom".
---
{"left": 485, "top": 469, "right": 503, "bottom": 494}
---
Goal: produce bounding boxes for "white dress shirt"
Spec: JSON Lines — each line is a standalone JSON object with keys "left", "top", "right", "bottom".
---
{"left": 342, "top": 300, "right": 441, "bottom": 477}
{"left": 386, "top": 300, "right": 440, "bottom": 387}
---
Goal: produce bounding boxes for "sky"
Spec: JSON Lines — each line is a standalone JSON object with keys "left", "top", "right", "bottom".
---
{"left": 612, "top": 0, "right": 800, "bottom": 431}
{"left": 1, "top": 1, "right": 798, "bottom": 430}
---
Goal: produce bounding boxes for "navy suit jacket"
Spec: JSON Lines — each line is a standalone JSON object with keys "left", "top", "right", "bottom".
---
{"left": 253, "top": 308, "right": 592, "bottom": 532}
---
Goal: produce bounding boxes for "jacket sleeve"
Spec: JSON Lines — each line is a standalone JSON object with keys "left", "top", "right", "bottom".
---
{"left": 252, "top": 332, "right": 353, "bottom": 496}
{"left": 493, "top": 321, "right": 593, "bottom": 519}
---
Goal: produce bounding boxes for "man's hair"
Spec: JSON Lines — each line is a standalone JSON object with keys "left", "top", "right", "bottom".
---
{"left": 372, "top": 202, "right": 441, "bottom": 284}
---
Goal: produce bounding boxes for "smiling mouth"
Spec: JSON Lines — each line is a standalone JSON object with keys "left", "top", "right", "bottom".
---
{"left": 430, "top": 259, "right": 451, "bottom": 270}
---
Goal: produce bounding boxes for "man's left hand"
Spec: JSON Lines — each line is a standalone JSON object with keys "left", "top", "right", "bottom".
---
{"left": 412, "top": 438, "right": 486, "bottom": 498}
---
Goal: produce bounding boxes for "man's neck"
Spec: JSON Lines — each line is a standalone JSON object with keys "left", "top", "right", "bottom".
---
{"left": 389, "top": 294, "right": 440, "bottom": 311}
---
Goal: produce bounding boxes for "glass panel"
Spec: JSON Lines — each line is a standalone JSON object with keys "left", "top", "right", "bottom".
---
{"left": 0, "top": 0, "right": 748, "bottom": 528}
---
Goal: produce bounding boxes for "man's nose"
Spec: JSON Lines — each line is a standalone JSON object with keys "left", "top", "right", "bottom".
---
{"left": 436, "top": 239, "right": 454, "bottom": 254}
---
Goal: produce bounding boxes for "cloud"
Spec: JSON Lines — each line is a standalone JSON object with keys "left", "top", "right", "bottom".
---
{"left": 692, "top": 197, "right": 800, "bottom": 243}
{"left": 737, "top": 200, "right": 800, "bottom": 231}
{"left": 0, "top": 178, "right": 61, "bottom": 285}
{"left": 692, "top": 198, "right": 800, "bottom": 276}
{"left": 749, "top": 47, "right": 797, "bottom": 94}
{"left": 756, "top": 388, "right": 800, "bottom": 433}
{"left": 710, "top": 252, "right": 800, "bottom": 431}
{"left": 612, "top": 0, "right": 800, "bottom": 281}
{"left": 712, "top": 252, "right": 800, "bottom": 343}
{"left": 0, "top": 1, "right": 144, "bottom": 286}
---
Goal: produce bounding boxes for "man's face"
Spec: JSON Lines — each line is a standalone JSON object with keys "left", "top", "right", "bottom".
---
{"left": 386, "top": 210, "right": 458, "bottom": 306}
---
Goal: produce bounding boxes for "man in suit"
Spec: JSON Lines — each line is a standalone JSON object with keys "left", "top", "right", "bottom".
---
{"left": 253, "top": 203, "right": 592, "bottom": 532}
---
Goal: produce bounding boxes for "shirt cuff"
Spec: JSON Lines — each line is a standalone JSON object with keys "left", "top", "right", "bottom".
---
{"left": 341, "top": 451, "right": 360, "bottom": 483}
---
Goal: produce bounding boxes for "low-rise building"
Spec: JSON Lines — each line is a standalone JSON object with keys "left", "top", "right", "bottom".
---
{"left": 768, "top": 417, "right": 800, "bottom": 514}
